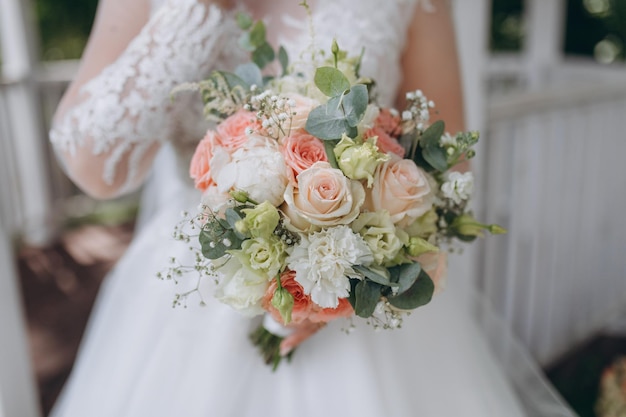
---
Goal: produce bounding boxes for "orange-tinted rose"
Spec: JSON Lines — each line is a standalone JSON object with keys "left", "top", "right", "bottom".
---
{"left": 280, "top": 130, "right": 328, "bottom": 182}
{"left": 309, "top": 297, "right": 354, "bottom": 323}
{"left": 216, "top": 110, "right": 260, "bottom": 151}
{"left": 262, "top": 270, "right": 316, "bottom": 325}
{"left": 189, "top": 130, "right": 221, "bottom": 191}
{"left": 376, "top": 108, "right": 402, "bottom": 136}
{"left": 364, "top": 126, "right": 406, "bottom": 158}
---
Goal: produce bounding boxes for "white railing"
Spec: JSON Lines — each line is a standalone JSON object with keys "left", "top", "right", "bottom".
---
{"left": 480, "top": 75, "right": 626, "bottom": 365}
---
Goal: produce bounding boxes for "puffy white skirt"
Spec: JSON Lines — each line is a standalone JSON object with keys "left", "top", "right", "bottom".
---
{"left": 50, "top": 147, "right": 576, "bottom": 417}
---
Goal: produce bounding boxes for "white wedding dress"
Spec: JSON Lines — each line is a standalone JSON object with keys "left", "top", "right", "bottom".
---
{"left": 49, "top": 0, "right": 577, "bottom": 416}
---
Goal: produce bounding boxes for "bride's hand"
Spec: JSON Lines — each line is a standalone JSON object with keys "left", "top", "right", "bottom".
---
{"left": 279, "top": 320, "right": 326, "bottom": 356}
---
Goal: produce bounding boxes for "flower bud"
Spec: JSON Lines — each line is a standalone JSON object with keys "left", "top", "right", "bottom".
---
{"left": 271, "top": 286, "right": 294, "bottom": 324}
{"left": 407, "top": 237, "right": 439, "bottom": 258}
{"left": 240, "top": 201, "right": 280, "bottom": 238}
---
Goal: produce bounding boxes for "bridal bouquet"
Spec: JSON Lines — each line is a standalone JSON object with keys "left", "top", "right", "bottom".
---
{"left": 165, "top": 12, "right": 503, "bottom": 369}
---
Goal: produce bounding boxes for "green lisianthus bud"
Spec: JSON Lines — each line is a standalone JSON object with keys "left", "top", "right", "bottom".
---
{"left": 241, "top": 201, "right": 280, "bottom": 238}
{"left": 234, "top": 235, "right": 287, "bottom": 278}
{"left": 406, "top": 237, "right": 439, "bottom": 258}
{"left": 405, "top": 209, "right": 438, "bottom": 239}
{"left": 451, "top": 214, "right": 507, "bottom": 238}
{"left": 271, "top": 286, "right": 294, "bottom": 324}
{"left": 230, "top": 189, "right": 251, "bottom": 203}
{"left": 334, "top": 135, "right": 390, "bottom": 187}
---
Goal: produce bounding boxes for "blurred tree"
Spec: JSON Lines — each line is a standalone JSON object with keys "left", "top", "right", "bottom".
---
{"left": 35, "top": 0, "right": 98, "bottom": 61}
{"left": 490, "top": 0, "right": 525, "bottom": 52}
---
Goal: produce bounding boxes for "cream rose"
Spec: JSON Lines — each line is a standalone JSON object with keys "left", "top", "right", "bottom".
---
{"left": 213, "top": 135, "right": 289, "bottom": 207}
{"left": 283, "top": 162, "right": 365, "bottom": 229}
{"left": 366, "top": 155, "right": 434, "bottom": 227}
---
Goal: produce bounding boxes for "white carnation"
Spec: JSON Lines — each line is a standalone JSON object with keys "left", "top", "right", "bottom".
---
{"left": 214, "top": 256, "right": 269, "bottom": 317}
{"left": 441, "top": 171, "right": 474, "bottom": 205}
{"left": 286, "top": 225, "right": 373, "bottom": 308}
{"left": 214, "top": 135, "right": 289, "bottom": 206}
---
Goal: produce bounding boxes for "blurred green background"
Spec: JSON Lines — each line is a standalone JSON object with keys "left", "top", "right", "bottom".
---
{"left": 36, "top": 0, "right": 626, "bottom": 63}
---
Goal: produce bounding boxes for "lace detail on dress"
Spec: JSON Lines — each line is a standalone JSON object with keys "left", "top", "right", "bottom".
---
{"left": 49, "top": 0, "right": 237, "bottom": 193}
{"left": 279, "top": 0, "right": 418, "bottom": 107}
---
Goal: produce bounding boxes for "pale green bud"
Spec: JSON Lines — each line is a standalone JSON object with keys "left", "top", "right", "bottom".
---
{"left": 271, "top": 286, "right": 294, "bottom": 325}
{"left": 407, "top": 237, "right": 439, "bottom": 258}
{"left": 230, "top": 189, "right": 251, "bottom": 203}
{"left": 241, "top": 201, "right": 280, "bottom": 238}
{"left": 451, "top": 214, "right": 507, "bottom": 238}
{"left": 334, "top": 135, "right": 390, "bottom": 187}
{"left": 405, "top": 209, "right": 438, "bottom": 239}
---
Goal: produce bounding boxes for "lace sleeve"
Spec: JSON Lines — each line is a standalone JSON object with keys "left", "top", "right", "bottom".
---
{"left": 50, "top": 0, "right": 231, "bottom": 198}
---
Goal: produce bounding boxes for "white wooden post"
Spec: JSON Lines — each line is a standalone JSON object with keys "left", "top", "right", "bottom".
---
{"left": 0, "top": 0, "right": 54, "bottom": 245}
{"left": 524, "top": 0, "right": 566, "bottom": 88}
{"left": 0, "top": 225, "right": 41, "bottom": 417}
{"left": 451, "top": 0, "right": 490, "bottom": 288}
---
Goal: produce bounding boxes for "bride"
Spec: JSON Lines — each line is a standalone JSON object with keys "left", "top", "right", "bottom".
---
{"left": 49, "top": 0, "right": 576, "bottom": 415}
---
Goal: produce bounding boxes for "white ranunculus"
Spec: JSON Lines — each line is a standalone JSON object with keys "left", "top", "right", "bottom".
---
{"left": 286, "top": 225, "right": 373, "bottom": 308}
{"left": 441, "top": 171, "right": 474, "bottom": 205}
{"left": 213, "top": 135, "right": 289, "bottom": 207}
{"left": 214, "top": 256, "right": 269, "bottom": 317}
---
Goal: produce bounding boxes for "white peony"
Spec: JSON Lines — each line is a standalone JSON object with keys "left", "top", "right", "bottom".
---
{"left": 213, "top": 256, "right": 269, "bottom": 317}
{"left": 213, "top": 135, "right": 289, "bottom": 207}
{"left": 286, "top": 225, "right": 373, "bottom": 308}
{"left": 441, "top": 171, "right": 474, "bottom": 205}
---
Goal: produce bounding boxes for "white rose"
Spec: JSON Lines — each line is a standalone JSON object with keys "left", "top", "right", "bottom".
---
{"left": 213, "top": 135, "right": 289, "bottom": 207}
{"left": 214, "top": 257, "right": 269, "bottom": 317}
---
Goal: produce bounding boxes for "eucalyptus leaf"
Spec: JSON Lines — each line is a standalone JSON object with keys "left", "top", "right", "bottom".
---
{"left": 314, "top": 67, "right": 351, "bottom": 97}
{"left": 216, "top": 71, "right": 249, "bottom": 91}
{"left": 199, "top": 224, "right": 244, "bottom": 260}
{"left": 237, "top": 32, "right": 255, "bottom": 52}
{"left": 387, "top": 269, "right": 434, "bottom": 310}
{"left": 278, "top": 46, "right": 289, "bottom": 76}
{"left": 305, "top": 97, "right": 352, "bottom": 140}
{"left": 342, "top": 84, "right": 369, "bottom": 127}
{"left": 354, "top": 265, "right": 397, "bottom": 288}
{"left": 422, "top": 145, "right": 449, "bottom": 172}
{"left": 419, "top": 120, "right": 445, "bottom": 148}
{"left": 389, "top": 263, "right": 422, "bottom": 294}
{"left": 354, "top": 280, "right": 381, "bottom": 318}
{"left": 252, "top": 42, "right": 275, "bottom": 69}
{"left": 235, "top": 11, "right": 253, "bottom": 30}
{"left": 225, "top": 208, "right": 243, "bottom": 229}
{"left": 249, "top": 21, "right": 267, "bottom": 48}
{"left": 235, "top": 63, "right": 263, "bottom": 89}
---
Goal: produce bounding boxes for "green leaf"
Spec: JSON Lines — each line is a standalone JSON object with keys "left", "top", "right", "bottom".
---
{"left": 354, "top": 265, "right": 398, "bottom": 288}
{"left": 278, "top": 45, "right": 289, "bottom": 76}
{"left": 252, "top": 42, "right": 275, "bottom": 69}
{"left": 422, "top": 145, "right": 449, "bottom": 172}
{"left": 305, "top": 96, "right": 353, "bottom": 140}
{"left": 419, "top": 120, "right": 445, "bottom": 148}
{"left": 389, "top": 263, "right": 421, "bottom": 294}
{"left": 342, "top": 84, "right": 368, "bottom": 127}
{"left": 387, "top": 269, "right": 434, "bottom": 310}
{"left": 237, "top": 32, "right": 255, "bottom": 52}
{"left": 215, "top": 71, "right": 248, "bottom": 91}
{"left": 235, "top": 11, "right": 253, "bottom": 30}
{"left": 323, "top": 140, "right": 340, "bottom": 169}
{"left": 249, "top": 21, "right": 267, "bottom": 48}
{"left": 199, "top": 223, "right": 244, "bottom": 260}
{"left": 235, "top": 63, "right": 263, "bottom": 89}
{"left": 353, "top": 280, "right": 381, "bottom": 318}
{"left": 314, "top": 67, "right": 351, "bottom": 97}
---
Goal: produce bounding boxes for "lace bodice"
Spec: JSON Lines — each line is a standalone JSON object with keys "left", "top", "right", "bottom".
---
{"left": 50, "top": 0, "right": 419, "bottom": 196}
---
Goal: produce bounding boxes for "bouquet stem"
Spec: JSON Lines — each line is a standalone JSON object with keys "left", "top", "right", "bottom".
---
{"left": 249, "top": 325, "right": 294, "bottom": 371}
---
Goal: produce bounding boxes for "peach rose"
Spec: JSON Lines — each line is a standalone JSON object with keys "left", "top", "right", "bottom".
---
{"left": 283, "top": 162, "right": 365, "bottom": 229}
{"left": 284, "top": 93, "right": 320, "bottom": 134}
{"left": 366, "top": 155, "right": 433, "bottom": 227}
{"left": 415, "top": 252, "right": 447, "bottom": 295}
{"left": 376, "top": 108, "right": 402, "bottom": 136}
{"left": 189, "top": 130, "right": 221, "bottom": 191}
{"left": 364, "top": 126, "right": 406, "bottom": 158}
{"left": 309, "top": 297, "right": 354, "bottom": 323}
{"left": 262, "top": 270, "right": 316, "bottom": 325}
{"left": 216, "top": 110, "right": 260, "bottom": 151}
{"left": 280, "top": 130, "right": 328, "bottom": 182}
